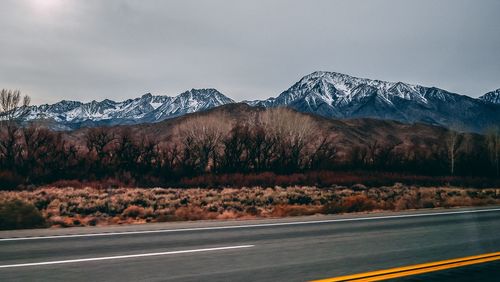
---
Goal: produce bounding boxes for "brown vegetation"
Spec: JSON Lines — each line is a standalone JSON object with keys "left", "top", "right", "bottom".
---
{"left": 0, "top": 199, "right": 46, "bottom": 230}
{"left": 1, "top": 185, "right": 499, "bottom": 229}
{"left": 1, "top": 104, "right": 499, "bottom": 190}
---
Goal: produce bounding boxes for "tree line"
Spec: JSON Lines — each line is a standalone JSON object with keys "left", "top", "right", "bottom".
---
{"left": 0, "top": 90, "right": 499, "bottom": 189}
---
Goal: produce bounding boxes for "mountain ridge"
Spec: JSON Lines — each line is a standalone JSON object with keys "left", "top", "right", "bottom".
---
{"left": 9, "top": 71, "right": 500, "bottom": 132}
{"left": 245, "top": 71, "right": 500, "bottom": 132}
{"left": 479, "top": 89, "right": 500, "bottom": 104}
{"left": 12, "top": 88, "right": 234, "bottom": 129}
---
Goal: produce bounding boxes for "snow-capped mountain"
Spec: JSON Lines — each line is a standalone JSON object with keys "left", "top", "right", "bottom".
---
{"left": 15, "top": 89, "right": 234, "bottom": 129}
{"left": 142, "top": 88, "right": 235, "bottom": 122}
{"left": 8, "top": 72, "right": 500, "bottom": 132}
{"left": 246, "top": 71, "right": 500, "bottom": 132}
{"left": 480, "top": 89, "right": 500, "bottom": 104}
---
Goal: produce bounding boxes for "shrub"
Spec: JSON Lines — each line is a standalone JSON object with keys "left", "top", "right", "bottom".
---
{"left": 0, "top": 200, "right": 46, "bottom": 230}
{"left": 287, "top": 194, "right": 313, "bottom": 205}
{"left": 271, "top": 205, "right": 322, "bottom": 217}
{"left": 49, "top": 179, "right": 85, "bottom": 188}
{"left": 245, "top": 206, "right": 261, "bottom": 216}
{"left": 86, "top": 217, "right": 98, "bottom": 226}
{"left": 0, "top": 171, "right": 23, "bottom": 190}
{"left": 48, "top": 216, "right": 72, "bottom": 228}
{"left": 340, "top": 195, "right": 376, "bottom": 213}
{"left": 121, "top": 205, "right": 146, "bottom": 219}
{"left": 1, "top": 185, "right": 499, "bottom": 228}
{"left": 174, "top": 206, "right": 217, "bottom": 221}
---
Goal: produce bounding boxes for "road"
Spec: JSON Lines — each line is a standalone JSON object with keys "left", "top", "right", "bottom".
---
{"left": 1, "top": 207, "right": 500, "bottom": 281}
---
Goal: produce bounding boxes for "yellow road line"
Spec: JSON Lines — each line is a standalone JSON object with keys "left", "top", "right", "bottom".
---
{"left": 311, "top": 251, "right": 500, "bottom": 282}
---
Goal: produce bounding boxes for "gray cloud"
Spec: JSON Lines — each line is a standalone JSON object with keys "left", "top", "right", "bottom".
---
{"left": 1, "top": 0, "right": 499, "bottom": 104}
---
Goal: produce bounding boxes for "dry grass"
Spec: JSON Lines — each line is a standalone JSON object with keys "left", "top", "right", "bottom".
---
{"left": 0, "top": 184, "right": 499, "bottom": 228}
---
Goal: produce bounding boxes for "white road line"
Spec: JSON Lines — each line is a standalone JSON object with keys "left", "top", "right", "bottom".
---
{"left": 1, "top": 207, "right": 500, "bottom": 242}
{"left": 0, "top": 245, "right": 255, "bottom": 268}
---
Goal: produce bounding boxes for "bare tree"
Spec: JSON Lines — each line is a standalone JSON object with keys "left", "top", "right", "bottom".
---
{"left": 247, "top": 123, "right": 275, "bottom": 171}
{"left": 445, "top": 130, "right": 463, "bottom": 175}
{"left": 18, "top": 127, "right": 58, "bottom": 182}
{"left": 308, "top": 136, "right": 337, "bottom": 170}
{"left": 258, "top": 108, "right": 319, "bottom": 170}
{"left": 350, "top": 145, "right": 368, "bottom": 168}
{"left": 177, "top": 113, "right": 232, "bottom": 173}
{"left": 374, "top": 142, "right": 400, "bottom": 169}
{"left": 0, "top": 90, "right": 30, "bottom": 169}
{"left": 486, "top": 126, "right": 500, "bottom": 176}
{"left": 85, "top": 127, "right": 116, "bottom": 176}
{"left": 0, "top": 89, "right": 30, "bottom": 123}
{"left": 366, "top": 140, "right": 380, "bottom": 167}
{"left": 221, "top": 124, "right": 252, "bottom": 172}
{"left": 113, "top": 129, "right": 140, "bottom": 173}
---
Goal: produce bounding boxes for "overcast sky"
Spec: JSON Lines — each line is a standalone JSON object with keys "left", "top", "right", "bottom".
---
{"left": 1, "top": 0, "right": 499, "bottom": 105}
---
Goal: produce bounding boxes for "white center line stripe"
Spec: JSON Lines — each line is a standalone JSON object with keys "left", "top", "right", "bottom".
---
{"left": 0, "top": 245, "right": 255, "bottom": 269}
{"left": 1, "top": 208, "right": 499, "bottom": 242}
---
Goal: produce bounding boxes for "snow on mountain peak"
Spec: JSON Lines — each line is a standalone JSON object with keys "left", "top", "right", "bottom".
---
{"left": 479, "top": 89, "right": 500, "bottom": 104}
{"left": 249, "top": 71, "right": 432, "bottom": 111}
{"left": 18, "top": 89, "right": 233, "bottom": 127}
{"left": 244, "top": 71, "right": 500, "bottom": 132}
{"left": 10, "top": 71, "right": 499, "bottom": 132}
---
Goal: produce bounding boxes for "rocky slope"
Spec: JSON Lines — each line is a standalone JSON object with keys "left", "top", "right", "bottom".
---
{"left": 479, "top": 89, "right": 500, "bottom": 104}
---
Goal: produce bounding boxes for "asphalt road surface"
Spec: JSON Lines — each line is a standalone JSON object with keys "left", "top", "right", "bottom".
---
{"left": 1, "top": 207, "right": 500, "bottom": 281}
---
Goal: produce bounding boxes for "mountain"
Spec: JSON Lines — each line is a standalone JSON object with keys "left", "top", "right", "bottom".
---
{"left": 246, "top": 71, "right": 500, "bottom": 132}
{"left": 69, "top": 103, "right": 460, "bottom": 159}
{"left": 8, "top": 71, "right": 500, "bottom": 132}
{"left": 480, "top": 89, "right": 500, "bottom": 104}
{"left": 14, "top": 89, "right": 234, "bottom": 129}
{"left": 142, "top": 88, "right": 235, "bottom": 122}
